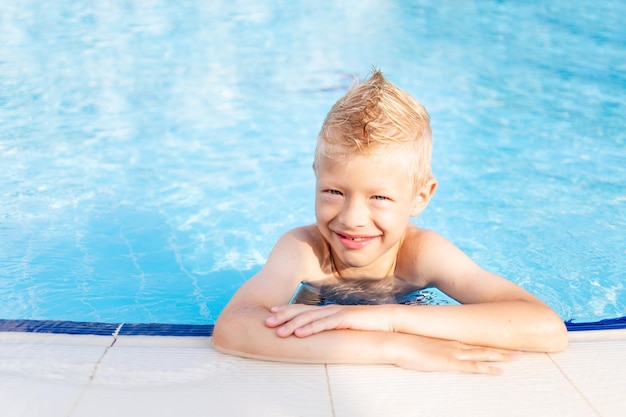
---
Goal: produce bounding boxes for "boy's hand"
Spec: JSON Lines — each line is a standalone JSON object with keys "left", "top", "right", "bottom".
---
{"left": 266, "top": 304, "right": 394, "bottom": 337}
{"left": 266, "top": 304, "right": 517, "bottom": 375}
{"left": 395, "top": 334, "right": 517, "bottom": 375}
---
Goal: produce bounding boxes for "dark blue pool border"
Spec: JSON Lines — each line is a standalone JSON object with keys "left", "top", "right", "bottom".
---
{"left": 0, "top": 319, "right": 214, "bottom": 336}
{"left": 1, "top": 317, "right": 625, "bottom": 336}
{"left": 564, "top": 317, "right": 626, "bottom": 331}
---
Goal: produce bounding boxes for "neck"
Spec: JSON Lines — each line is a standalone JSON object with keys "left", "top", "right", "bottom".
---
{"left": 328, "top": 244, "right": 398, "bottom": 282}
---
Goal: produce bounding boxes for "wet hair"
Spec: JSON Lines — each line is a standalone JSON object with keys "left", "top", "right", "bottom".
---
{"left": 314, "top": 69, "right": 434, "bottom": 192}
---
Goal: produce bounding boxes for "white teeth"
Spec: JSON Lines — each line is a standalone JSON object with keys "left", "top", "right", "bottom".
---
{"left": 337, "top": 233, "right": 369, "bottom": 242}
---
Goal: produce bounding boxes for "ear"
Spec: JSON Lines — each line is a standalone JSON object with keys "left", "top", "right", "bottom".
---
{"left": 410, "top": 179, "right": 438, "bottom": 217}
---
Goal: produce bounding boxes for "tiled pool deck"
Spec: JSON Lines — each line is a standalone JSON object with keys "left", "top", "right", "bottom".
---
{"left": 1, "top": 326, "right": 625, "bottom": 417}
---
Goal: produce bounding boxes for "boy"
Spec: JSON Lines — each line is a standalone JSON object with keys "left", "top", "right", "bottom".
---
{"left": 212, "top": 69, "right": 568, "bottom": 374}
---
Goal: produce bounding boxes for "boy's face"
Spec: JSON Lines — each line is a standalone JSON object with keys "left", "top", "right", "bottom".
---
{"left": 314, "top": 151, "right": 428, "bottom": 275}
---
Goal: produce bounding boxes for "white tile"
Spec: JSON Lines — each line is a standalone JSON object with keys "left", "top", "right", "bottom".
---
{"left": 71, "top": 337, "right": 333, "bottom": 417}
{"left": 0, "top": 332, "right": 110, "bottom": 417}
{"left": 550, "top": 339, "right": 626, "bottom": 417}
{"left": 111, "top": 334, "right": 213, "bottom": 348}
{"left": 567, "top": 328, "right": 626, "bottom": 343}
{"left": 0, "top": 375, "right": 84, "bottom": 417}
{"left": 327, "top": 352, "right": 597, "bottom": 417}
{"left": 3, "top": 331, "right": 625, "bottom": 417}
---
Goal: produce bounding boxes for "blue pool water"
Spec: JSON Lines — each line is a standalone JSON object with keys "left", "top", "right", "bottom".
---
{"left": 1, "top": 1, "right": 625, "bottom": 327}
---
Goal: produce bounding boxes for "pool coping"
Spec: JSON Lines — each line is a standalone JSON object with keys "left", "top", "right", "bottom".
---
{"left": 2, "top": 320, "right": 626, "bottom": 417}
{"left": 1, "top": 317, "right": 624, "bottom": 337}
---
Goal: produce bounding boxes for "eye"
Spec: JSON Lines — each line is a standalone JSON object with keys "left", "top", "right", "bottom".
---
{"left": 372, "top": 195, "right": 390, "bottom": 201}
{"left": 327, "top": 189, "right": 343, "bottom": 196}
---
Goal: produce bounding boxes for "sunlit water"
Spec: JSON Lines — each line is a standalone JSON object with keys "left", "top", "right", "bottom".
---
{"left": 1, "top": 1, "right": 624, "bottom": 325}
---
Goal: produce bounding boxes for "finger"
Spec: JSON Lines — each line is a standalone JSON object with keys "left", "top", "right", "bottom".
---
{"left": 459, "top": 361, "right": 503, "bottom": 375}
{"left": 292, "top": 315, "right": 340, "bottom": 337}
{"left": 459, "top": 344, "right": 521, "bottom": 356}
{"left": 401, "top": 355, "right": 503, "bottom": 375}
{"left": 447, "top": 341, "right": 520, "bottom": 361}
{"left": 265, "top": 305, "right": 338, "bottom": 336}
{"left": 279, "top": 308, "right": 342, "bottom": 337}
{"left": 428, "top": 354, "right": 505, "bottom": 375}
{"left": 266, "top": 304, "right": 321, "bottom": 328}
{"left": 457, "top": 347, "right": 519, "bottom": 363}
{"left": 271, "top": 304, "right": 326, "bottom": 319}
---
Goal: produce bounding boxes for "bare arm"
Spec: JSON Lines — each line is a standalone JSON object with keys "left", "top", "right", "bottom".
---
{"left": 215, "top": 303, "right": 513, "bottom": 374}
{"left": 212, "top": 227, "right": 515, "bottom": 374}
{"left": 266, "top": 229, "right": 568, "bottom": 353}
{"left": 269, "top": 299, "right": 566, "bottom": 352}
{"left": 409, "top": 230, "right": 568, "bottom": 351}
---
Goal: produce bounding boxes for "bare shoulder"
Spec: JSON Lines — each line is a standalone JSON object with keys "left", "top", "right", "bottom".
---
{"left": 399, "top": 225, "right": 457, "bottom": 263}
{"left": 281, "top": 224, "right": 325, "bottom": 247}
{"left": 398, "top": 225, "right": 483, "bottom": 287}
{"left": 401, "top": 225, "right": 445, "bottom": 245}
{"left": 399, "top": 225, "right": 541, "bottom": 304}
{"left": 273, "top": 225, "right": 328, "bottom": 264}
{"left": 224, "top": 225, "right": 326, "bottom": 309}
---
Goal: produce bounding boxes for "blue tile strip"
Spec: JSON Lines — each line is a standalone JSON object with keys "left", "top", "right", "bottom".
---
{"left": 0, "top": 319, "right": 213, "bottom": 337}
{"left": 1, "top": 317, "right": 625, "bottom": 336}
{"left": 565, "top": 316, "right": 626, "bottom": 331}
{"left": 118, "top": 322, "right": 214, "bottom": 336}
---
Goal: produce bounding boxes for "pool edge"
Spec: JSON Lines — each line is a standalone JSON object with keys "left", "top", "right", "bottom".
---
{"left": 0, "top": 319, "right": 214, "bottom": 337}
{"left": 2, "top": 317, "right": 625, "bottom": 338}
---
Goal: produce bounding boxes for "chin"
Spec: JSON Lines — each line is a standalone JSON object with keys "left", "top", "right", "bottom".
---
{"left": 332, "top": 250, "right": 377, "bottom": 269}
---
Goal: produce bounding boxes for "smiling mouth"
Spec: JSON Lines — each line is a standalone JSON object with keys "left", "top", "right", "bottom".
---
{"left": 343, "top": 235, "right": 369, "bottom": 241}
{"left": 337, "top": 232, "right": 370, "bottom": 240}
{"left": 335, "top": 232, "right": 377, "bottom": 246}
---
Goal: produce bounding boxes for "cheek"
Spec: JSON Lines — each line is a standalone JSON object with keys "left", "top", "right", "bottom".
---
{"left": 315, "top": 194, "right": 341, "bottom": 217}
{"left": 314, "top": 199, "right": 333, "bottom": 223}
{"left": 375, "top": 207, "right": 410, "bottom": 232}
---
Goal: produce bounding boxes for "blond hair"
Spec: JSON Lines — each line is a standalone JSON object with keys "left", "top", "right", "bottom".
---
{"left": 314, "top": 69, "right": 434, "bottom": 192}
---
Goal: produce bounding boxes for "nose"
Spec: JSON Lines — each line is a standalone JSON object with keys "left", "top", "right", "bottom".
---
{"left": 338, "top": 197, "right": 368, "bottom": 228}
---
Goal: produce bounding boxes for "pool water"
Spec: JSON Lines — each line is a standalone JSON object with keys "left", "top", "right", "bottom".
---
{"left": 1, "top": 1, "right": 624, "bottom": 325}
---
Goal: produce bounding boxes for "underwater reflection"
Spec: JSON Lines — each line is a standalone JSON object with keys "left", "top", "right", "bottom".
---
{"left": 289, "top": 278, "right": 458, "bottom": 306}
